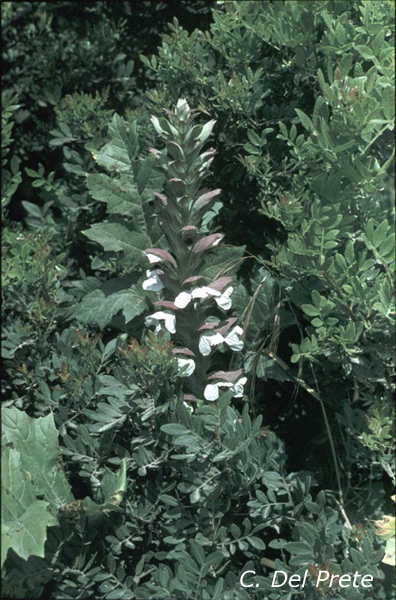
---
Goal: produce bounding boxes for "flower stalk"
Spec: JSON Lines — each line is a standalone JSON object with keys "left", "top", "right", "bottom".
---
{"left": 142, "top": 99, "right": 246, "bottom": 402}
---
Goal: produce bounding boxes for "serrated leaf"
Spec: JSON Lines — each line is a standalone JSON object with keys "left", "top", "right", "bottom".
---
{"left": 94, "top": 115, "right": 138, "bottom": 171}
{"left": 200, "top": 245, "right": 245, "bottom": 280}
{"left": 86, "top": 173, "right": 141, "bottom": 217}
{"left": 83, "top": 222, "right": 150, "bottom": 264}
{"left": 75, "top": 286, "right": 146, "bottom": 329}
{"left": 136, "top": 154, "right": 163, "bottom": 201}
{"left": 1, "top": 409, "right": 71, "bottom": 567}
{"left": 2, "top": 477, "right": 57, "bottom": 566}
{"left": 2, "top": 409, "right": 73, "bottom": 510}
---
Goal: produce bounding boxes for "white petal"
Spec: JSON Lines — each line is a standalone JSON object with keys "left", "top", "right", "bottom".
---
{"left": 191, "top": 286, "right": 220, "bottom": 300}
{"left": 177, "top": 358, "right": 196, "bottom": 377}
{"left": 147, "top": 310, "right": 165, "bottom": 321}
{"left": 163, "top": 313, "right": 176, "bottom": 334}
{"left": 232, "top": 325, "right": 243, "bottom": 336}
{"left": 215, "top": 286, "right": 233, "bottom": 310}
{"left": 145, "top": 252, "right": 162, "bottom": 264}
{"left": 232, "top": 376, "right": 247, "bottom": 398}
{"left": 198, "top": 332, "right": 225, "bottom": 356}
{"left": 198, "top": 336, "right": 212, "bottom": 356}
{"left": 174, "top": 291, "right": 192, "bottom": 309}
{"left": 142, "top": 270, "right": 164, "bottom": 292}
{"left": 224, "top": 326, "right": 244, "bottom": 352}
{"left": 204, "top": 384, "right": 219, "bottom": 401}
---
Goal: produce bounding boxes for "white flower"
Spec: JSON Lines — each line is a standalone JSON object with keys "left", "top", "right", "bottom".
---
{"left": 204, "top": 376, "right": 247, "bottom": 401}
{"left": 204, "top": 381, "right": 232, "bottom": 401}
{"left": 232, "top": 376, "right": 247, "bottom": 397}
{"left": 174, "top": 285, "right": 233, "bottom": 310}
{"left": 198, "top": 331, "right": 225, "bottom": 356}
{"left": 145, "top": 311, "right": 176, "bottom": 334}
{"left": 177, "top": 358, "right": 196, "bottom": 377}
{"left": 224, "top": 326, "right": 244, "bottom": 352}
{"left": 142, "top": 270, "right": 164, "bottom": 292}
{"left": 215, "top": 286, "right": 233, "bottom": 310}
{"left": 198, "top": 325, "right": 243, "bottom": 356}
{"left": 174, "top": 286, "right": 220, "bottom": 309}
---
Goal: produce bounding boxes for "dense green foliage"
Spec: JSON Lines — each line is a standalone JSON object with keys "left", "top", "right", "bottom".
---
{"left": 2, "top": 1, "right": 395, "bottom": 599}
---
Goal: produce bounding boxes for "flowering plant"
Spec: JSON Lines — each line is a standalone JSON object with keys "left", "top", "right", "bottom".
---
{"left": 141, "top": 99, "right": 246, "bottom": 403}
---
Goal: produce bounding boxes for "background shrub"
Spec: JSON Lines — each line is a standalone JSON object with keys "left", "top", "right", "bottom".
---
{"left": 2, "top": 1, "right": 394, "bottom": 598}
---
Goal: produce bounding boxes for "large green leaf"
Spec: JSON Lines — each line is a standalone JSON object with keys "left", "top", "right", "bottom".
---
{"left": 2, "top": 445, "right": 57, "bottom": 567}
{"left": 87, "top": 173, "right": 143, "bottom": 217}
{"left": 87, "top": 155, "right": 163, "bottom": 231}
{"left": 84, "top": 115, "right": 165, "bottom": 276}
{"left": 201, "top": 245, "right": 246, "bottom": 280}
{"left": 135, "top": 155, "right": 163, "bottom": 200}
{"left": 93, "top": 114, "right": 138, "bottom": 172}
{"left": 83, "top": 222, "right": 150, "bottom": 265}
{"left": 2, "top": 409, "right": 73, "bottom": 510}
{"left": 75, "top": 285, "right": 147, "bottom": 329}
{"left": 1, "top": 410, "right": 70, "bottom": 567}
{"left": 2, "top": 408, "right": 128, "bottom": 567}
